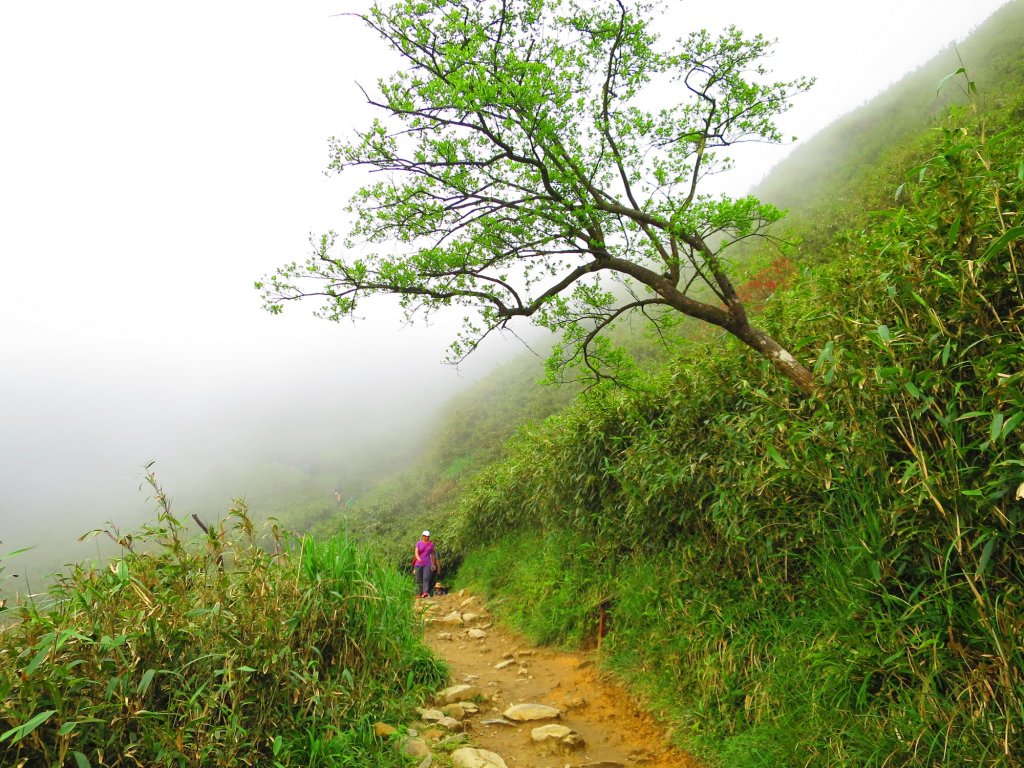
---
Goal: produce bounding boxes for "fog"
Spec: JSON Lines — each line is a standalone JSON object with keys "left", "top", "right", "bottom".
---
{"left": 0, "top": 1, "right": 1010, "bottom": 589}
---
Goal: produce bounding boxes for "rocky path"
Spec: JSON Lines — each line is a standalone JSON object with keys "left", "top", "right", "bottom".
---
{"left": 401, "top": 589, "right": 697, "bottom": 768}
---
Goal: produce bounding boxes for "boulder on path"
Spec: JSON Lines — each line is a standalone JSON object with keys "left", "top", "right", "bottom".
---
{"left": 502, "top": 703, "right": 561, "bottom": 721}
{"left": 437, "top": 684, "right": 481, "bottom": 704}
{"left": 451, "top": 747, "right": 509, "bottom": 768}
{"left": 468, "top": 628, "right": 488, "bottom": 640}
{"left": 441, "top": 703, "right": 466, "bottom": 720}
{"left": 480, "top": 717, "right": 515, "bottom": 726}
{"left": 437, "top": 716, "right": 463, "bottom": 731}
{"left": 531, "top": 723, "right": 584, "bottom": 755}
{"left": 402, "top": 737, "right": 430, "bottom": 758}
{"left": 431, "top": 611, "right": 464, "bottom": 625}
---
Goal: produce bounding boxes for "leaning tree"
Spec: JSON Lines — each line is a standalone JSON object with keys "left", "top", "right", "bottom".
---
{"left": 260, "top": 0, "right": 816, "bottom": 392}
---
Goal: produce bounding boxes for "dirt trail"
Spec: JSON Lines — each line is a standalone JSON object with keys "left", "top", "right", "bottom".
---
{"left": 418, "top": 589, "right": 697, "bottom": 768}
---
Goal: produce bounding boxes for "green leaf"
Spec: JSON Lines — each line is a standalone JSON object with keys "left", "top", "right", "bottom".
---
{"left": 0, "top": 709, "right": 57, "bottom": 744}
{"left": 876, "top": 324, "right": 890, "bottom": 344}
{"left": 1000, "top": 411, "right": 1024, "bottom": 439}
{"left": 24, "top": 645, "right": 50, "bottom": 676}
{"left": 982, "top": 227, "right": 1024, "bottom": 261}
{"left": 766, "top": 445, "right": 789, "bottom": 469}
{"left": 955, "top": 410, "right": 991, "bottom": 421}
{"left": 936, "top": 67, "right": 967, "bottom": 95}
{"left": 73, "top": 752, "right": 92, "bottom": 768}
{"left": 137, "top": 668, "right": 157, "bottom": 697}
{"left": 990, "top": 412, "right": 1005, "bottom": 443}
{"left": 976, "top": 537, "right": 997, "bottom": 579}
{"left": 876, "top": 366, "right": 901, "bottom": 380}
{"left": 813, "top": 340, "right": 834, "bottom": 372}
{"left": 946, "top": 215, "right": 961, "bottom": 249}
{"left": 57, "top": 721, "right": 78, "bottom": 736}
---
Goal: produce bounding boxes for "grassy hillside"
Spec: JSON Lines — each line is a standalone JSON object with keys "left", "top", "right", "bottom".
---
{"left": 452, "top": 87, "right": 1024, "bottom": 764}
{"left": 415, "top": 4, "right": 1024, "bottom": 766}
{"left": 752, "top": 0, "right": 1024, "bottom": 254}
{"left": 756, "top": 0, "right": 1024, "bottom": 213}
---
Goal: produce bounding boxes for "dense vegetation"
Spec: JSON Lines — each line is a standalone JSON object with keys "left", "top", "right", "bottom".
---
{"left": 0, "top": 471, "right": 445, "bottom": 767}
{"left": 425, "top": 6, "right": 1024, "bottom": 766}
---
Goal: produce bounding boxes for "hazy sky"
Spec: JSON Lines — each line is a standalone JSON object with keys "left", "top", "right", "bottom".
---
{"left": 0, "top": 1, "right": 1011, "bottom": 562}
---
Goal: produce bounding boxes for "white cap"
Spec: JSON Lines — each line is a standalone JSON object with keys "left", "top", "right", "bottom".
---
{"left": 422, "top": 530, "right": 431, "bottom": 537}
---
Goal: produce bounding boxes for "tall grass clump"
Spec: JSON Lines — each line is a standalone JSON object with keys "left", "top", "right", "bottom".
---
{"left": 0, "top": 470, "right": 445, "bottom": 767}
{"left": 449, "top": 74, "right": 1024, "bottom": 766}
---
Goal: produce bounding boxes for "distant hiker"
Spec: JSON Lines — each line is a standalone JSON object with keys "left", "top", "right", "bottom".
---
{"left": 333, "top": 488, "right": 342, "bottom": 508}
{"left": 413, "top": 530, "right": 440, "bottom": 598}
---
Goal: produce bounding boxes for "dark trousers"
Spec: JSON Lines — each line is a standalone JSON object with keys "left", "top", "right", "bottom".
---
{"left": 415, "top": 564, "right": 433, "bottom": 595}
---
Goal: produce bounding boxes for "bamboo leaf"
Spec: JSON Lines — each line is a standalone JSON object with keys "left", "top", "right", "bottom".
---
{"left": 946, "top": 215, "right": 961, "bottom": 248}
{"left": 982, "top": 226, "right": 1024, "bottom": 261}
{"left": 990, "top": 412, "right": 1004, "bottom": 443}
{"left": 138, "top": 668, "right": 157, "bottom": 697}
{"left": 24, "top": 645, "right": 50, "bottom": 676}
{"left": 58, "top": 721, "right": 78, "bottom": 737}
{"left": 976, "top": 537, "right": 997, "bottom": 579}
{"left": 0, "top": 710, "right": 56, "bottom": 743}
{"left": 1001, "top": 411, "right": 1024, "bottom": 439}
{"left": 766, "top": 445, "right": 789, "bottom": 469}
{"left": 936, "top": 67, "right": 967, "bottom": 95}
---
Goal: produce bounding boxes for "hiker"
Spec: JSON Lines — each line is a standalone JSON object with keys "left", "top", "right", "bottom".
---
{"left": 413, "top": 530, "right": 440, "bottom": 598}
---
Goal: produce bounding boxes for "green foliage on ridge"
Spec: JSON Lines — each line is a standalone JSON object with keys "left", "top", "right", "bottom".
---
{"left": 753, "top": 0, "right": 1024, "bottom": 249}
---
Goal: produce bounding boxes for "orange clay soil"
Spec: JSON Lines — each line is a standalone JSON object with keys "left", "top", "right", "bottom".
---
{"left": 419, "top": 589, "right": 699, "bottom": 768}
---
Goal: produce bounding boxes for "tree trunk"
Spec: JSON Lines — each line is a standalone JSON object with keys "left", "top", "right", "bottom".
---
{"left": 730, "top": 321, "right": 816, "bottom": 395}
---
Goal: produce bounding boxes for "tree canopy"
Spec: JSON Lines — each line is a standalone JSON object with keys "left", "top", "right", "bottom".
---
{"left": 259, "top": 0, "right": 816, "bottom": 392}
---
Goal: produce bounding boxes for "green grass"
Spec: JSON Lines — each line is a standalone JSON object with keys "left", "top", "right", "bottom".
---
{"left": 457, "top": 529, "right": 606, "bottom": 648}
{"left": 443, "top": 72, "right": 1024, "bottom": 766}
{"left": 0, "top": 470, "right": 445, "bottom": 767}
